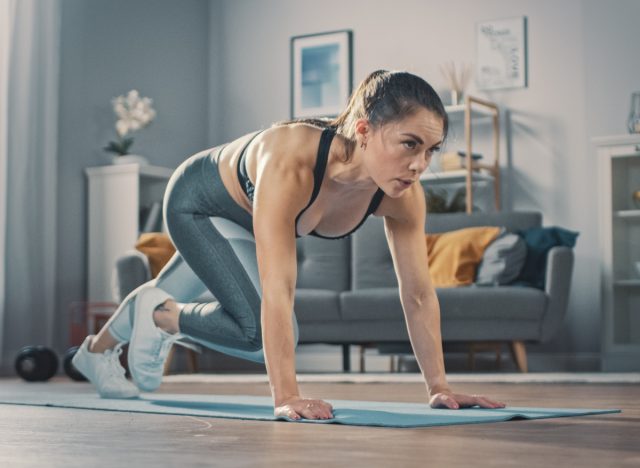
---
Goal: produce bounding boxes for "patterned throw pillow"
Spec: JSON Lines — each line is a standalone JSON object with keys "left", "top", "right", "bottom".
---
{"left": 475, "top": 230, "right": 527, "bottom": 286}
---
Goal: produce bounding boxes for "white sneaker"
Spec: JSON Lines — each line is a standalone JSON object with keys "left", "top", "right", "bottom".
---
{"left": 128, "top": 286, "right": 185, "bottom": 392}
{"left": 71, "top": 335, "right": 140, "bottom": 399}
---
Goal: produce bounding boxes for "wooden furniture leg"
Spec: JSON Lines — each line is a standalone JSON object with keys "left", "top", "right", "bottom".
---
{"left": 509, "top": 341, "right": 528, "bottom": 373}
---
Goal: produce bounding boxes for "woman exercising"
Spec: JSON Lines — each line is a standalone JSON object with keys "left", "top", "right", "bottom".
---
{"left": 73, "top": 70, "right": 506, "bottom": 420}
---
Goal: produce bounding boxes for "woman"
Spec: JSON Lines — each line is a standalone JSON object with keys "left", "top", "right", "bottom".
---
{"left": 73, "top": 70, "right": 506, "bottom": 421}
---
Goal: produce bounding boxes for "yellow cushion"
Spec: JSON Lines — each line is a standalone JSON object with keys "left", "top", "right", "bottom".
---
{"left": 135, "top": 233, "right": 176, "bottom": 278}
{"left": 426, "top": 227, "right": 502, "bottom": 288}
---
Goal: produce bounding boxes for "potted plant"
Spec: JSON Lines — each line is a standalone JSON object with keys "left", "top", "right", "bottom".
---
{"left": 104, "top": 89, "right": 156, "bottom": 165}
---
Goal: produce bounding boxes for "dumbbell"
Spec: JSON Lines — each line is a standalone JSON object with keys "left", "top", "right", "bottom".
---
{"left": 14, "top": 346, "right": 59, "bottom": 382}
{"left": 63, "top": 346, "right": 87, "bottom": 381}
{"left": 15, "top": 346, "right": 87, "bottom": 382}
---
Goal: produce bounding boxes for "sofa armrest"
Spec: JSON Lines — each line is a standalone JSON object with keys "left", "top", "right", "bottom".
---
{"left": 540, "top": 246, "right": 574, "bottom": 341}
{"left": 111, "top": 250, "right": 152, "bottom": 303}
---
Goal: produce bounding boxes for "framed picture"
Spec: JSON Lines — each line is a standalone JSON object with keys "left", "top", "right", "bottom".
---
{"left": 476, "top": 16, "right": 528, "bottom": 90}
{"left": 290, "top": 30, "right": 353, "bottom": 119}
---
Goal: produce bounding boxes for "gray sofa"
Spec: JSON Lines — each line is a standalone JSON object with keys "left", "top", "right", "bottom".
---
{"left": 113, "top": 211, "right": 575, "bottom": 373}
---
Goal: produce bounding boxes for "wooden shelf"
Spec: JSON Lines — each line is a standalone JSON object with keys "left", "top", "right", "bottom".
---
{"left": 420, "top": 170, "right": 494, "bottom": 185}
{"left": 444, "top": 104, "right": 494, "bottom": 124}
{"left": 437, "top": 96, "right": 501, "bottom": 213}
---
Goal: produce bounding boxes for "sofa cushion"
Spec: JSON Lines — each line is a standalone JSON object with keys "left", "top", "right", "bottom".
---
{"left": 135, "top": 233, "right": 176, "bottom": 278}
{"left": 340, "top": 288, "right": 404, "bottom": 321}
{"left": 514, "top": 227, "right": 579, "bottom": 289}
{"left": 437, "top": 286, "right": 547, "bottom": 321}
{"left": 426, "top": 226, "right": 501, "bottom": 287}
{"left": 296, "top": 236, "right": 350, "bottom": 291}
{"left": 475, "top": 230, "right": 527, "bottom": 285}
{"left": 352, "top": 212, "right": 542, "bottom": 290}
{"left": 294, "top": 289, "right": 342, "bottom": 321}
{"left": 340, "top": 286, "right": 546, "bottom": 321}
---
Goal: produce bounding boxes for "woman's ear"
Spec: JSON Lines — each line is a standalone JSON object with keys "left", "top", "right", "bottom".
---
{"left": 354, "top": 118, "right": 370, "bottom": 144}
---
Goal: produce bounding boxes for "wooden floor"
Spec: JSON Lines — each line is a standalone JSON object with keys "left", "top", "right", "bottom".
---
{"left": 0, "top": 377, "right": 638, "bottom": 467}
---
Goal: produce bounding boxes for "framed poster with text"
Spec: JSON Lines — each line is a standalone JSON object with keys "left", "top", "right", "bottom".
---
{"left": 476, "top": 17, "right": 528, "bottom": 90}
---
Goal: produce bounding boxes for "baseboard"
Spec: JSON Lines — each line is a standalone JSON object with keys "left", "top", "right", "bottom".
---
{"left": 0, "top": 345, "right": 604, "bottom": 377}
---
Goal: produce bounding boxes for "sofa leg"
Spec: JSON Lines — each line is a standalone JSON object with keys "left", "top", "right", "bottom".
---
{"left": 342, "top": 344, "right": 350, "bottom": 372}
{"left": 509, "top": 341, "right": 528, "bottom": 372}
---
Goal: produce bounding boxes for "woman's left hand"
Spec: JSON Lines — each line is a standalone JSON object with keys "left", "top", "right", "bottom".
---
{"left": 429, "top": 390, "right": 506, "bottom": 410}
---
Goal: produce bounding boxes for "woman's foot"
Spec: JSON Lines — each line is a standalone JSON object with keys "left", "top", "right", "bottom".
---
{"left": 71, "top": 335, "right": 140, "bottom": 399}
{"left": 128, "top": 287, "right": 185, "bottom": 392}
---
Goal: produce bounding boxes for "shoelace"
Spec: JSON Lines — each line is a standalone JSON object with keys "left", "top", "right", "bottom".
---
{"left": 103, "top": 343, "right": 127, "bottom": 380}
{"left": 151, "top": 332, "right": 185, "bottom": 365}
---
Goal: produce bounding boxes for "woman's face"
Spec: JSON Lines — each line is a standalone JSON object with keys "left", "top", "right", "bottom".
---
{"left": 362, "top": 107, "right": 444, "bottom": 198}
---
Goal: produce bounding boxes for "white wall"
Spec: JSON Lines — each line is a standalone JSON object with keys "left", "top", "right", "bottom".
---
{"left": 56, "top": 0, "right": 210, "bottom": 349}
{"left": 211, "top": 0, "right": 640, "bottom": 365}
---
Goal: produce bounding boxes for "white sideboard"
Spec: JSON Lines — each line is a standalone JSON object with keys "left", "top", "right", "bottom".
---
{"left": 595, "top": 134, "right": 640, "bottom": 371}
{"left": 85, "top": 163, "right": 173, "bottom": 302}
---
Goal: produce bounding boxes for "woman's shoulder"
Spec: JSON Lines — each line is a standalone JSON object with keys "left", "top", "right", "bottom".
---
{"left": 256, "top": 123, "right": 326, "bottom": 166}
{"left": 263, "top": 123, "right": 324, "bottom": 148}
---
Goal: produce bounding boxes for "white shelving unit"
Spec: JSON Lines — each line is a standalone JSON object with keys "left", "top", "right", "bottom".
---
{"left": 85, "top": 163, "right": 173, "bottom": 302}
{"left": 595, "top": 134, "right": 640, "bottom": 371}
{"left": 421, "top": 96, "right": 501, "bottom": 213}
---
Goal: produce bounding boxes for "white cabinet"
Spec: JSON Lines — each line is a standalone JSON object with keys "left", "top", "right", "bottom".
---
{"left": 595, "top": 134, "right": 640, "bottom": 371}
{"left": 85, "top": 163, "right": 173, "bottom": 302}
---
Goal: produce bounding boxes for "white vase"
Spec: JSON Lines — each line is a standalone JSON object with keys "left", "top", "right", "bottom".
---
{"left": 112, "top": 154, "right": 149, "bottom": 165}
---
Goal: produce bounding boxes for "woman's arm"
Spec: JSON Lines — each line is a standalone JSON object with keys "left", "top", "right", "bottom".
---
{"left": 382, "top": 184, "right": 505, "bottom": 409}
{"left": 382, "top": 184, "right": 450, "bottom": 395}
{"left": 253, "top": 153, "right": 310, "bottom": 406}
{"left": 252, "top": 135, "right": 333, "bottom": 419}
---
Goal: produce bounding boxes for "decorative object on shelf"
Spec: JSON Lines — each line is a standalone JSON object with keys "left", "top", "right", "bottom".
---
{"left": 628, "top": 92, "right": 640, "bottom": 134}
{"left": 290, "top": 30, "right": 352, "bottom": 119}
{"left": 476, "top": 16, "right": 528, "bottom": 90}
{"left": 633, "top": 189, "right": 640, "bottom": 209}
{"left": 104, "top": 89, "right": 156, "bottom": 164}
{"left": 425, "top": 187, "right": 479, "bottom": 213}
{"left": 439, "top": 61, "right": 471, "bottom": 105}
{"left": 440, "top": 151, "right": 483, "bottom": 171}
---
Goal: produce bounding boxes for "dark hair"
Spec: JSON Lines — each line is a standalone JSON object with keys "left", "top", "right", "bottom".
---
{"left": 275, "top": 70, "right": 448, "bottom": 161}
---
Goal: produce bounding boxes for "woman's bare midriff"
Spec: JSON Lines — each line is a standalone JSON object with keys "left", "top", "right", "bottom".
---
{"left": 212, "top": 125, "right": 384, "bottom": 237}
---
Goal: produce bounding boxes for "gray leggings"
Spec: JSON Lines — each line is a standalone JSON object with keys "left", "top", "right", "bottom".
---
{"left": 104, "top": 146, "right": 299, "bottom": 363}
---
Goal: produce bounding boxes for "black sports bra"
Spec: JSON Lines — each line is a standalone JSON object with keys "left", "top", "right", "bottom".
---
{"left": 236, "top": 127, "right": 385, "bottom": 240}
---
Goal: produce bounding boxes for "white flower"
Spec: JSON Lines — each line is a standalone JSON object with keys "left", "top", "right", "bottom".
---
{"left": 110, "top": 89, "right": 156, "bottom": 138}
{"left": 116, "top": 119, "right": 129, "bottom": 137}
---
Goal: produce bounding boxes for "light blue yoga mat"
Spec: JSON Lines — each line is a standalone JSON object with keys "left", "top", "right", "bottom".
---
{"left": 0, "top": 391, "right": 620, "bottom": 428}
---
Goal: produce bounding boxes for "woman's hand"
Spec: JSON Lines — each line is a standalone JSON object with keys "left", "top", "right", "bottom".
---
{"left": 274, "top": 396, "right": 334, "bottom": 420}
{"left": 429, "top": 390, "right": 506, "bottom": 410}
